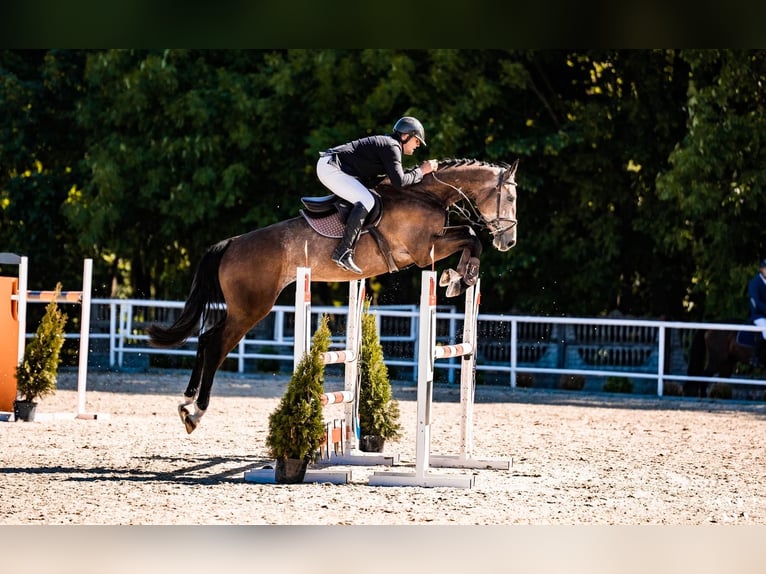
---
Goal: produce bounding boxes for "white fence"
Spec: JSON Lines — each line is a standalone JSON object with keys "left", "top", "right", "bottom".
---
{"left": 40, "top": 298, "right": 766, "bottom": 397}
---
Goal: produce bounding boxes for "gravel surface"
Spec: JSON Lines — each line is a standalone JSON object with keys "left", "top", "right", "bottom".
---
{"left": 2, "top": 368, "right": 765, "bottom": 525}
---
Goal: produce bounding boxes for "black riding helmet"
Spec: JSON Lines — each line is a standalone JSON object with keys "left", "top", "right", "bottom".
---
{"left": 393, "top": 116, "right": 427, "bottom": 147}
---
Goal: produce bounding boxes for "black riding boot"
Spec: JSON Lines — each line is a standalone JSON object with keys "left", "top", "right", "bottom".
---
{"left": 332, "top": 202, "right": 368, "bottom": 274}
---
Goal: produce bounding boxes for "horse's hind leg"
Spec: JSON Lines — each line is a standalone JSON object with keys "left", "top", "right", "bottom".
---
{"left": 181, "top": 316, "right": 257, "bottom": 434}
{"left": 178, "top": 333, "right": 213, "bottom": 434}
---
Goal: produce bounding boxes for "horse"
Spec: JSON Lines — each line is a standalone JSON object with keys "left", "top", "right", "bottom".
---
{"left": 685, "top": 327, "right": 760, "bottom": 397}
{"left": 147, "top": 158, "right": 519, "bottom": 433}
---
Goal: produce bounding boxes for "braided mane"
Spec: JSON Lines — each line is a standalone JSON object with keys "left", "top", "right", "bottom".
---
{"left": 437, "top": 158, "right": 511, "bottom": 170}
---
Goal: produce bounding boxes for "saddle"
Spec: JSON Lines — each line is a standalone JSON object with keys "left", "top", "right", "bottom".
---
{"left": 299, "top": 192, "right": 398, "bottom": 273}
{"left": 736, "top": 329, "right": 756, "bottom": 348}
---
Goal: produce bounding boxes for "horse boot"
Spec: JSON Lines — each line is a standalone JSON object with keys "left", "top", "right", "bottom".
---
{"left": 332, "top": 202, "right": 368, "bottom": 274}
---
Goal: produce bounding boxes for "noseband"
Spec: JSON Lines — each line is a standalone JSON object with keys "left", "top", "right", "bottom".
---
{"left": 433, "top": 166, "right": 517, "bottom": 237}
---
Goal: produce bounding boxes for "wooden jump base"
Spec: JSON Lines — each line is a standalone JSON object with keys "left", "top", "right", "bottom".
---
{"left": 369, "top": 270, "right": 510, "bottom": 488}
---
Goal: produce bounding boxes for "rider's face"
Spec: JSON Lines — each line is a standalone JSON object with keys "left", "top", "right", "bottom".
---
{"left": 402, "top": 135, "right": 420, "bottom": 155}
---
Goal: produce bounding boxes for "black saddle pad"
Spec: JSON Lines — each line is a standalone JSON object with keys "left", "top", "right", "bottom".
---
{"left": 736, "top": 330, "right": 756, "bottom": 347}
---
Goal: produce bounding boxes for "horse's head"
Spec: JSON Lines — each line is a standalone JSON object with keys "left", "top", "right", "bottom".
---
{"left": 432, "top": 158, "right": 518, "bottom": 252}
{"left": 484, "top": 159, "right": 518, "bottom": 251}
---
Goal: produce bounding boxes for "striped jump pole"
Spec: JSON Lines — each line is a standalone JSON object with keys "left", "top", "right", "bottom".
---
{"left": 370, "top": 269, "right": 508, "bottom": 488}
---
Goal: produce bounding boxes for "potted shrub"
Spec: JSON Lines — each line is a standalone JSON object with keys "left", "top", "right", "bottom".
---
{"left": 558, "top": 374, "right": 585, "bottom": 391}
{"left": 265, "top": 314, "right": 330, "bottom": 483}
{"left": 14, "top": 284, "right": 68, "bottom": 422}
{"left": 357, "top": 303, "right": 401, "bottom": 452}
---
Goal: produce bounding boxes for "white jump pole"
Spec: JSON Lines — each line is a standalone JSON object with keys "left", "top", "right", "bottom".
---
{"left": 76, "top": 258, "right": 94, "bottom": 419}
{"left": 16, "top": 256, "right": 28, "bottom": 365}
{"left": 293, "top": 266, "right": 312, "bottom": 369}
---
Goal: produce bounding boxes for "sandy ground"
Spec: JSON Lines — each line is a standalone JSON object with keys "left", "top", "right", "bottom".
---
{"left": 1, "top": 368, "right": 765, "bottom": 526}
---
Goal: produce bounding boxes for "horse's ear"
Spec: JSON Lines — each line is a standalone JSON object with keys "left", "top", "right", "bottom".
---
{"left": 503, "top": 158, "right": 519, "bottom": 181}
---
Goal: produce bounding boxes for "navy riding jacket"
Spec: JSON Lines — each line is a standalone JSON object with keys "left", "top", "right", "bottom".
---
{"left": 748, "top": 273, "right": 766, "bottom": 321}
{"left": 325, "top": 134, "right": 424, "bottom": 189}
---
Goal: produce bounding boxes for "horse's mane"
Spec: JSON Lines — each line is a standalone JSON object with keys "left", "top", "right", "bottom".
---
{"left": 375, "top": 157, "right": 511, "bottom": 208}
{"left": 437, "top": 158, "right": 512, "bottom": 171}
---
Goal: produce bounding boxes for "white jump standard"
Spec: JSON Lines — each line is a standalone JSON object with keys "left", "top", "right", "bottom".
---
{"left": 244, "top": 267, "right": 395, "bottom": 485}
{"left": 369, "top": 270, "right": 509, "bottom": 488}
{"left": 5, "top": 255, "right": 101, "bottom": 420}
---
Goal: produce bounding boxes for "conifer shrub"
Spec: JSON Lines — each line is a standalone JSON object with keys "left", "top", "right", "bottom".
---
{"left": 709, "top": 382, "right": 732, "bottom": 400}
{"left": 603, "top": 376, "right": 633, "bottom": 394}
{"left": 358, "top": 304, "right": 401, "bottom": 441}
{"left": 15, "top": 283, "right": 68, "bottom": 403}
{"left": 266, "top": 314, "right": 330, "bottom": 462}
{"left": 559, "top": 374, "right": 585, "bottom": 391}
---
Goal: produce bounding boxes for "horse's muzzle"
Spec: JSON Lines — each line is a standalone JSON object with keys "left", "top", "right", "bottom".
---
{"left": 493, "top": 231, "right": 517, "bottom": 251}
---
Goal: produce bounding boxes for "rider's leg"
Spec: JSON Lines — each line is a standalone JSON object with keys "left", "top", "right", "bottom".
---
{"left": 316, "top": 155, "right": 375, "bottom": 273}
{"left": 331, "top": 202, "right": 368, "bottom": 274}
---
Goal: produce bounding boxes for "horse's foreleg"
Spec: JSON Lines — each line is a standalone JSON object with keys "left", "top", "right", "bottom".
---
{"left": 434, "top": 227, "right": 483, "bottom": 297}
{"left": 455, "top": 248, "right": 480, "bottom": 286}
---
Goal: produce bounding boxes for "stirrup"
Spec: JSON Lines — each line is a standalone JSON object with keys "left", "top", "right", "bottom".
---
{"left": 333, "top": 250, "right": 362, "bottom": 274}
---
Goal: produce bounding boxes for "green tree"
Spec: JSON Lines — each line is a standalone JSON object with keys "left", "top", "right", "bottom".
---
{"left": 3, "top": 49, "right": 763, "bottom": 322}
{"left": 655, "top": 50, "right": 766, "bottom": 320}
{"left": 0, "top": 50, "right": 91, "bottom": 291}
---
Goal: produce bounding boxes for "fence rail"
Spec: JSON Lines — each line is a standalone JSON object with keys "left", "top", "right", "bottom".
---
{"left": 34, "top": 297, "right": 766, "bottom": 397}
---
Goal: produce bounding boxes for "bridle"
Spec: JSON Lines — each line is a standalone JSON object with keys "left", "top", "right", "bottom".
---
{"left": 432, "top": 166, "right": 518, "bottom": 238}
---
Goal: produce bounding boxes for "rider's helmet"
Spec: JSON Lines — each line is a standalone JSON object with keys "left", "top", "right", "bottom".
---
{"left": 393, "top": 116, "right": 427, "bottom": 147}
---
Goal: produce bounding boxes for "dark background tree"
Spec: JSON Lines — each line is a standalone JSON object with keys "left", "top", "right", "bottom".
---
{"left": 2, "top": 49, "right": 763, "bottom": 322}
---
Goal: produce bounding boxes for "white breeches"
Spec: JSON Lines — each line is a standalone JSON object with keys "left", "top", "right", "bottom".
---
{"left": 316, "top": 155, "right": 375, "bottom": 211}
{"left": 754, "top": 317, "right": 766, "bottom": 339}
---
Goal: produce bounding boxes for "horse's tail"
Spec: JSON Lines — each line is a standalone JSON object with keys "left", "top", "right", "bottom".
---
{"left": 686, "top": 329, "right": 707, "bottom": 376}
{"left": 147, "top": 239, "right": 232, "bottom": 348}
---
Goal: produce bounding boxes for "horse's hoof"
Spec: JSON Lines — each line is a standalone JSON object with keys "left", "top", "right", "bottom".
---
{"left": 439, "top": 268, "right": 459, "bottom": 287}
{"left": 464, "top": 258, "right": 480, "bottom": 285}
{"left": 445, "top": 280, "right": 464, "bottom": 298}
{"left": 178, "top": 404, "right": 190, "bottom": 425}
{"left": 183, "top": 415, "right": 197, "bottom": 434}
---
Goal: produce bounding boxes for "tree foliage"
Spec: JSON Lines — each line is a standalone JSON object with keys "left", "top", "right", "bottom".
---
{"left": 2, "top": 49, "right": 764, "bottom": 321}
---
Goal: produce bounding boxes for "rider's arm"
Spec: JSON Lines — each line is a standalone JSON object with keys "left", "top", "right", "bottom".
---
{"left": 381, "top": 144, "right": 423, "bottom": 188}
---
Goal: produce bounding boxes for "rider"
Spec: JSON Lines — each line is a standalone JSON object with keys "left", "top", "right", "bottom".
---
{"left": 316, "top": 116, "right": 438, "bottom": 274}
{"left": 747, "top": 258, "right": 766, "bottom": 364}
